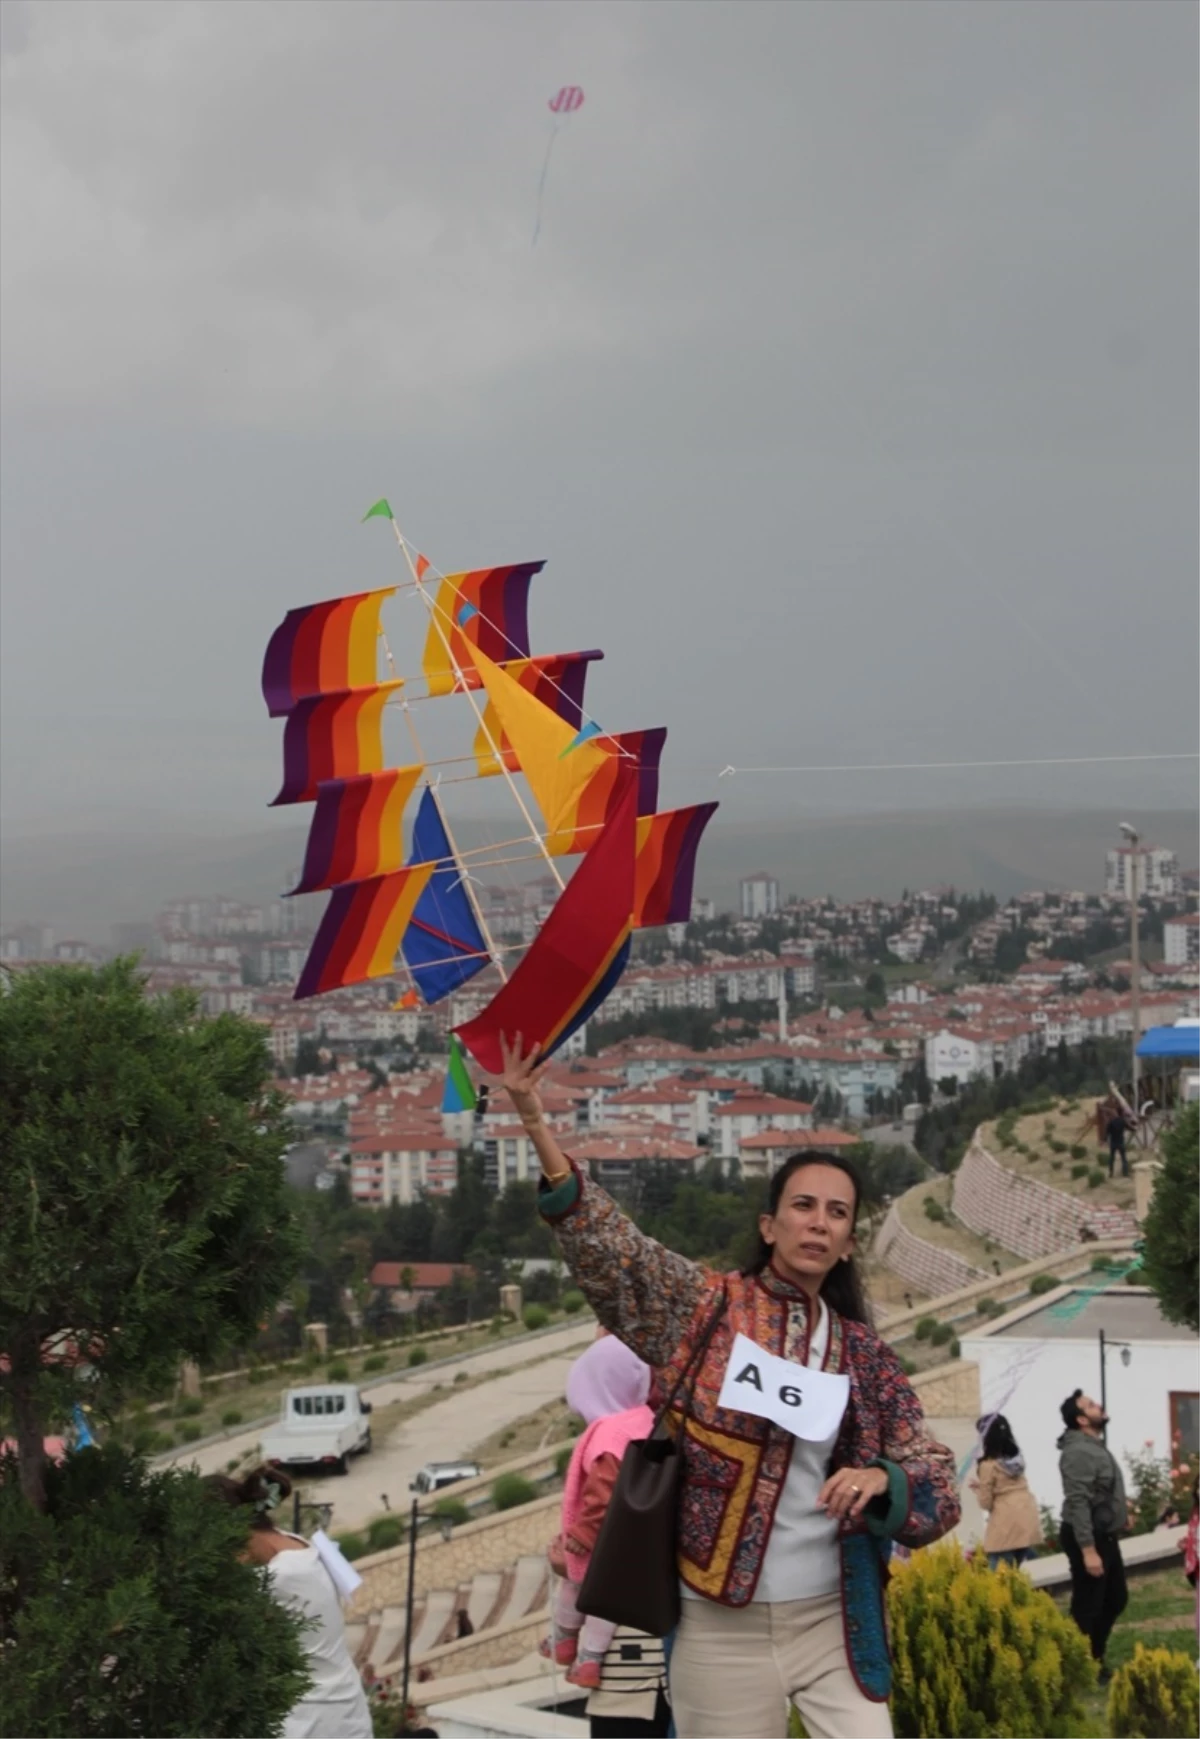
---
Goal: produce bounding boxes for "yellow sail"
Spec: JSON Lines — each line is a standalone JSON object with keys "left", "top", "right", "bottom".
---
{"left": 470, "top": 644, "right": 609, "bottom": 842}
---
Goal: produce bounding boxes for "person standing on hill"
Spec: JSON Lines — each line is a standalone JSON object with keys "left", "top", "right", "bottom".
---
{"left": 1057, "top": 1390, "right": 1129, "bottom": 1681}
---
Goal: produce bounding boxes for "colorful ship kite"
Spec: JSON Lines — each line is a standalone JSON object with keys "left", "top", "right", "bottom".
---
{"left": 260, "top": 502, "right": 716, "bottom": 1076}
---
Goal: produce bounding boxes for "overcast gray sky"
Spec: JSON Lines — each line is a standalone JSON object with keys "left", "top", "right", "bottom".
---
{"left": 2, "top": 0, "right": 1197, "bottom": 845}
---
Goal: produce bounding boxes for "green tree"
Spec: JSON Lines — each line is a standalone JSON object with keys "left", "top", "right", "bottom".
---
{"left": 0, "top": 961, "right": 303, "bottom": 1508}
{"left": 1141, "top": 1104, "right": 1199, "bottom": 1331}
{"left": 0, "top": 1443, "right": 309, "bottom": 1737}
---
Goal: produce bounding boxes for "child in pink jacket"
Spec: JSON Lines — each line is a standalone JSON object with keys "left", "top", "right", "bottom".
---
{"left": 541, "top": 1333, "right": 652, "bottom": 1689}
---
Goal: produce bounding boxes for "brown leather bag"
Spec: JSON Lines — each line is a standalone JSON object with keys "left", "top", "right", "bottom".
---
{"left": 576, "top": 1289, "right": 728, "bottom": 1637}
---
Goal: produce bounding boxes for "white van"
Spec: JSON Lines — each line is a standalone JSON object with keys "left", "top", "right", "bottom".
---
{"left": 261, "top": 1384, "right": 373, "bottom": 1475}
{"left": 409, "top": 1459, "right": 480, "bottom": 1496}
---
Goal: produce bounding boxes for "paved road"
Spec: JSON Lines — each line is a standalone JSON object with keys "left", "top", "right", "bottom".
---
{"left": 162, "top": 1319, "right": 597, "bottom": 1535}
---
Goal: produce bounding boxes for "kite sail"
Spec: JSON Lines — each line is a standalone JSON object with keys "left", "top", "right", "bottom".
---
{"left": 533, "top": 85, "right": 585, "bottom": 246}
{"left": 259, "top": 501, "right": 716, "bottom": 1093}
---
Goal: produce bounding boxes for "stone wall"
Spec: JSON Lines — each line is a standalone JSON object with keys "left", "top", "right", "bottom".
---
{"left": 909, "top": 1359, "right": 980, "bottom": 1418}
{"left": 873, "top": 1202, "right": 988, "bottom": 1297}
{"left": 952, "top": 1138, "right": 1139, "bottom": 1260}
{"left": 346, "top": 1494, "right": 559, "bottom": 1619}
{"left": 404, "top": 1611, "right": 549, "bottom": 1686}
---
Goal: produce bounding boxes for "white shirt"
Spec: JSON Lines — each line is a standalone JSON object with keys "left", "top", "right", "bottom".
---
{"left": 268, "top": 1537, "right": 373, "bottom": 1739}
{"left": 682, "top": 1297, "right": 842, "bottom": 1605}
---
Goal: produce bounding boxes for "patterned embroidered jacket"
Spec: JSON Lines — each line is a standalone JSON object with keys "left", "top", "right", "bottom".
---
{"left": 540, "top": 1161, "right": 961, "bottom": 1700}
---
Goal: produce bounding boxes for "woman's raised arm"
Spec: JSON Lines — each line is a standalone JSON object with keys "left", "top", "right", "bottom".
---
{"left": 499, "top": 1034, "right": 710, "bottom": 1367}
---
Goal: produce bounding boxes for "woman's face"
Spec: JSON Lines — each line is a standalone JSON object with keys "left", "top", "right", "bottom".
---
{"left": 759, "top": 1163, "right": 857, "bottom": 1290}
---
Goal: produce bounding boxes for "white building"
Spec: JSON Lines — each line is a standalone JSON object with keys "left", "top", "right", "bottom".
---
{"left": 960, "top": 1287, "right": 1198, "bottom": 1525}
{"left": 1105, "top": 846, "right": 1180, "bottom": 899}
{"left": 740, "top": 874, "right": 780, "bottom": 921}
{"left": 925, "top": 1028, "right": 994, "bottom": 1088}
{"left": 1164, "top": 914, "right": 1200, "bottom": 967}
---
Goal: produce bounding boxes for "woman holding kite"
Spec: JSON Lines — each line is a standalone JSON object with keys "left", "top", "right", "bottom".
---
{"left": 500, "top": 1036, "right": 959, "bottom": 1739}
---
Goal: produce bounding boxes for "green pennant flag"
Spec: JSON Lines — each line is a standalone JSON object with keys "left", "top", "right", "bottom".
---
{"left": 442, "top": 1035, "right": 476, "bottom": 1114}
{"left": 362, "top": 499, "right": 394, "bottom": 522}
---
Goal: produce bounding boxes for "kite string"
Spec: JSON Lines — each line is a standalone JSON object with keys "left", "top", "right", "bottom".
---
{"left": 713, "top": 751, "right": 1199, "bottom": 777}
{"left": 532, "top": 117, "right": 561, "bottom": 247}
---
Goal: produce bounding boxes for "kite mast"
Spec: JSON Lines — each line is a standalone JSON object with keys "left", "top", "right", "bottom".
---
{"left": 386, "top": 516, "right": 567, "bottom": 895}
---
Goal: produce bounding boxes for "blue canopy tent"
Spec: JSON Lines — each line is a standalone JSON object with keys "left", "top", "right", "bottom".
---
{"left": 1136, "top": 1024, "right": 1200, "bottom": 1060}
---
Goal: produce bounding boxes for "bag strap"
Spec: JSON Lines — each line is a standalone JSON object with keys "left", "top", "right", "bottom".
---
{"left": 652, "top": 1285, "right": 728, "bottom": 1439}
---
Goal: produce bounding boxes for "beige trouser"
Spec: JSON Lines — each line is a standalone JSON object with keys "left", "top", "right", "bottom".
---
{"left": 670, "top": 1591, "right": 894, "bottom": 1739}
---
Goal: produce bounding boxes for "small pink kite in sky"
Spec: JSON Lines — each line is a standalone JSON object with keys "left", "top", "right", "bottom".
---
{"left": 534, "top": 86, "right": 585, "bottom": 244}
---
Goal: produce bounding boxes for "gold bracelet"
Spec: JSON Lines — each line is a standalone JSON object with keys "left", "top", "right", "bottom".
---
{"left": 543, "top": 1166, "right": 571, "bottom": 1186}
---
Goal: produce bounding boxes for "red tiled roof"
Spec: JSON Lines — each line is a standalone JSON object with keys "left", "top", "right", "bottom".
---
{"left": 369, "top": 1262, "right": 472, "bottom": 1291}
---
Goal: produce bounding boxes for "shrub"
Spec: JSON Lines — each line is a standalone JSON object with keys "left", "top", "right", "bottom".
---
{"left": 914, "top": 1316, "right": 938, "bottom": 1341}
{"left": 922, "top": 1197, "right": 946, "bottom": 1223}
{"left": 554, "top": 1444, "right": 574, "bottom": 1478}
{"left": 220, "top": 1408, "right": 243, "bottom": 1429}
{"left": 366, "top": 1515, "right": 404, "bottom": 1552}
{"left": 362, "top": 1352, "right": 386, "bottom": 1372}
{"left": 453, "top": 1371, "right": 469, "bottom": 1385}
{"left": 1029, "top": 1273, "right": 1058, "bottom": 1296}
{"left": 1087, "top": 1168, "right": 1106, "bottom": 1189}
{"left": 407, "top": 1346, "right": 427, "bottom": 1368}
{"left": 1069, "top": 1143, "right": 1088, "bottom": 1161}
{"left": 948, "top": 1336, "right": 961, "bottom": 1358}
{"left": 900, "top": 1356, "right": 918, "bottom": 1376}
{"left": 326, "top": 1360, "right": 350, "bottom": 1382}
{"left": 151, "top": 1430, "right": 176, "bottom": 1453}
{"left": 1038, "top": 1504, "right": 1061, "bottom": 1553}
{"left": 1015, "top": 1142, "right": 1031, "bottom": 1156}
{"left": 1050, "top": 1159, "right": 1063, "bottom": 1170}
{"left": 1091, "top": 1252, "right": 1116, "bottom": 1270}
{"left": 929, "top": 1322, "right": 954, "bottom": 1346}
{"left": 432, "top": 1496, "right": 470, "bottom": 1526}
{"left": 489, "top": 1315, "right": 506, "bottom": 1335}
{"left": 177, "top": 1396, "right": 204, "bottom": 1418}
{"left": 1070, "top": 1162, "right": 1089, "bottom": 1179}
{"left": 1107, "top": 1644, "right": 1199, "bottom": 1737}
{"left": 499, "top": 1430, "right": 515, "bottom": 1448}
{"left": 1049, "top": 1139, "right": 1069, "bottom": 1155}
{"left": 336, "top": 1530, "right": 366, "bottom": 1561}
{"left": 246, "top": 1365, "right": 267, "bottom": 1384}
{"left": 177, "top": 1422, "right": 203, "bottom": 1443}
{"left": 887, "top": 1541, "right": 1093, "bottom": 1738}
{"left": 1123, "top": 1266, "right": 1146, "bottom": 1285}
{"left": 492, "top": 1473, "right": 536, "bottom": 1512}
{"left": 522, "top": 1304, "right": 550, "bottom": 1332}
{"left": 0, "top": 1444, "right": 309, "bottom": 1736}
{"left": 562, "top": 1289, "right": 586, "bottom": 1315}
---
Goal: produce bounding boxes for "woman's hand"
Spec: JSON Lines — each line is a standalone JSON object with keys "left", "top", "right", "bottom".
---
{"left": 499, "top": 1032, "right": 549, "bottom": 1126}
{"left": 818, "top": 1465, "right": 889, "bottom": 1523}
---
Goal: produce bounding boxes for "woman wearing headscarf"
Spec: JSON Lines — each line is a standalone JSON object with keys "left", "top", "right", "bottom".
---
{"left": 970, "top": 1413, "right": 1043, "bottom": 1568}
{"left": 544, "top": 1334, "right": 653, "bottom": 1687}
{"left": 501, "top": 1037, "right": 960, "bottom": 1739}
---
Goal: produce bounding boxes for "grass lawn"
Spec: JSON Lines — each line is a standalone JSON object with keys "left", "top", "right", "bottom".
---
{"left": 895, "top": 1172, "right": 1027, "bottom": 1276}
{"left": 1052, "top": 1566, "right": 1198, "bottom": 1736}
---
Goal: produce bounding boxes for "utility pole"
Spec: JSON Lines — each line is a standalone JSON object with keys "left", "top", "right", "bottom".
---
{"left": 1119, "top": 823, "right": 1141, "bottom": 1105}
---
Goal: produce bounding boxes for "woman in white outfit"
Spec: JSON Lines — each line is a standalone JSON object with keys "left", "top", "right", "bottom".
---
{"left": 209, "top": 1465, "right": 372, "bottom": 1739}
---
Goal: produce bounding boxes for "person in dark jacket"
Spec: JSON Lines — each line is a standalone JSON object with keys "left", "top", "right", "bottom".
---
{"left": 1057, "top": 1389, "right": 1129, "bottom": 1678}
{"left": 1105, "top": 1106, "right": 1132, "bottom": 1178}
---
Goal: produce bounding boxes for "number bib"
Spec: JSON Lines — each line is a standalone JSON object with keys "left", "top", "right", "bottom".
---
{"left": 715, "top": 1331, "right": 850, "bottom": 1442}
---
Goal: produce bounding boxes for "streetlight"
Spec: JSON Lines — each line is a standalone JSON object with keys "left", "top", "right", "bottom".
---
{"left": 1118, "top": 823, "right": 1141, "bottom": 1105}
{"left": 291, "top": 1491, "right": 334, "bottom": 1536}
{"left": 1098, "top": 1328, "right": 1133, "bottom": 1430}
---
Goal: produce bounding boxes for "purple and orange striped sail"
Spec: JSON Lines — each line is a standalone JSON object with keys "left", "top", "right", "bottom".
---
{"left": 262, "top": 588, "right": 395, "bottom": 717}
{"left": 455, "top": 771, "right": 637, "bottom": 1072}
{"left": 272, "top": 683, "right": 401, "bottom": 806}
{"left": 290, "top": 765, "right": 423, "bottom": 894}
{"left": 473, "top": 650, "right": 604, "bottom": 777}
{"left": 633, "top": 802, "right": 718, "bottom": 928}
{"left": 545, "top": 727, "right": 667, "bottom": 855}
{"left": 294, "top": 861, "right": 435, "bottom": 1000}
{"left": 422, "top": 562, "right": 544, "bottom": 696}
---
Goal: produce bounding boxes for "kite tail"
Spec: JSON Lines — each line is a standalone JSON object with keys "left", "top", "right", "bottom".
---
{"left": 532, "top": 120, "right": 561, "bottom": 247}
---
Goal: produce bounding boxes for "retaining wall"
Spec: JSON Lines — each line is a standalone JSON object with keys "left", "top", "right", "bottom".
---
{"left": 909, "top": 1359, "right": 981, "bottom": 1418}
{"left": 873, "top": 1202, "right": 988, "bottom": 1297}
{"left": 347, "top": 1494, "right": 559, "bottom": 1619}
{"left": 952, "top": 1137, "right": 1139, "bottom": 1260}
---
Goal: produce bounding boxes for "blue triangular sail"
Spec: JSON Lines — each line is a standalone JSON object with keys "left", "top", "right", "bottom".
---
{"left": 402, "top": 788, "right": 490, "bottom": 1004}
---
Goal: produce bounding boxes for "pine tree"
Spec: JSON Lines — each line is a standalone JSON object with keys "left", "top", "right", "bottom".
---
{"left": 0, "top": 960, "right": 304, "bottom": 1508}
{"left": 1141, "top": 1103, "right": 1199, "bottom": 1331}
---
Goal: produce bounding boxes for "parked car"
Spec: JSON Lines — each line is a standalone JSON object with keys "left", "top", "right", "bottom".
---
{"left": 260, "top": 1384, "right": 372, "bottom": 1475}
{"left": 409, "top": 1459, "right": 481, "bottom": 1496}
